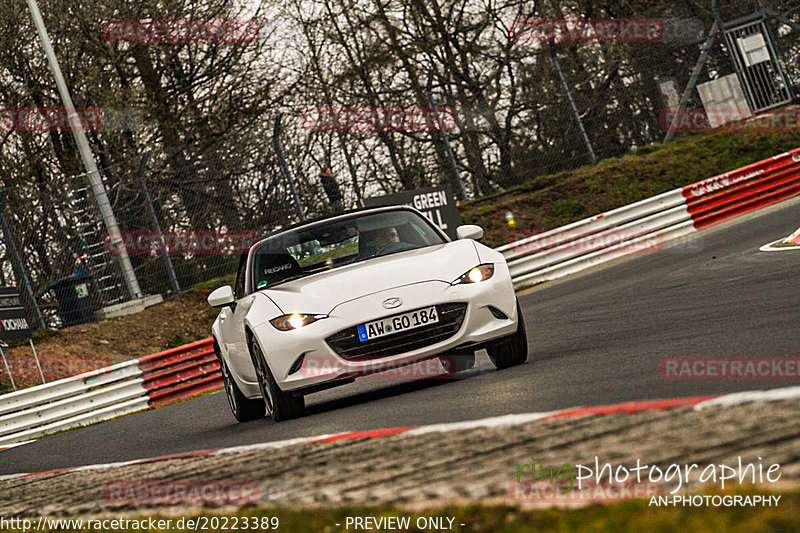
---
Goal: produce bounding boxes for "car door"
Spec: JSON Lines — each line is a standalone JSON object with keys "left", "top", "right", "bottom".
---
{"left": 220, "top": 254, "right": 258, "bottom": 383}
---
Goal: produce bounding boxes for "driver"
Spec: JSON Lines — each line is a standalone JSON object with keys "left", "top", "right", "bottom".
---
{"left": 374, "top": 226, "right": 400, "bottom": 248}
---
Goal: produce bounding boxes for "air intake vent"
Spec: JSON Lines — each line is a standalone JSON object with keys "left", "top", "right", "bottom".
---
{"left": 488, "top": 306, "right": 508, "bottom": 320}
{"left": 288, "top": 354, "right": 305, "bottom": 375}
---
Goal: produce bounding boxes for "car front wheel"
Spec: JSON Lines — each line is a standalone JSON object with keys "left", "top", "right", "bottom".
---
{"left": 248, "top": 336, "right": 305, "bottom": 421}
{"left": 486, "top": 300, "right": 528, "bottom": 369}
{"left": 218, "top": 347, "right": 265, "bottom": 423}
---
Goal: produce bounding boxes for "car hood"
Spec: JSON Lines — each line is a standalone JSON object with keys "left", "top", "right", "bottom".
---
{"left": 263, "top": 239, "right": 479, "bottom": 314}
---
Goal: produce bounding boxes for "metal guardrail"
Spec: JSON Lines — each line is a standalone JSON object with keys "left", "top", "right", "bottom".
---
{"left": 0, "top": 147, "right": 798, "bottom": 447}
{"left": 501, "top": 148, "right": 800, "bottom": 287}
{"left": 0, "top": 338, "right": 218, "bottom": 446}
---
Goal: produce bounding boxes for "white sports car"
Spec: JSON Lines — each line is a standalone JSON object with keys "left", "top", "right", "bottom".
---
{"left": 208, "top": 206, "right": 527, "bottom": 422}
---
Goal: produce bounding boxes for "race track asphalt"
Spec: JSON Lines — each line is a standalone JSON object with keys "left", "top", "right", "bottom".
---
{"left": 3, "top": 197, "right": 799, "bottom": 474}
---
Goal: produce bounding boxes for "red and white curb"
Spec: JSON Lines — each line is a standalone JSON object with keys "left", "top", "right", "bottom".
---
{"left": 760, "top": 226, "right": 800, "bottom": 251}
{"left": 2, "top": 385, "right": 798, "bottom": 482}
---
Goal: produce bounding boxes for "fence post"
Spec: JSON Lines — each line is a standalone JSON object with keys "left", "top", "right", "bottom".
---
{"left": 136, "top": 153, "right": 180, "bottom": 295}
{"left": 26, "top": 0, "right": 143, "bottom": 300}
{"left": 663, "top": 0, "right": 721, "bottom": 144}
{"left": 273, "top": 114, "right": 305, "bottom": 221}
{"left": 0, "top": 191, "right": 45, "bottom": 330}
{"left": 426, "top": 71, "right": 467, "bottom": 200}
{"left": 549, "top": 41, "right": 597, "bottom": 165}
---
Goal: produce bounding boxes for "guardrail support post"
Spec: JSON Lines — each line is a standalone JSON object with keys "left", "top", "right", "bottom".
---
{"left": 0, "top": 342, "right": 16, "bottom": 391}
{"left": 29, "top": 339, "right": 46, "bottom": 384}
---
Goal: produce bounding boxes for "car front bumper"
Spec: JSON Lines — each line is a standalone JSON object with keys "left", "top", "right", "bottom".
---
{"left": 250, "top": 263, "right": 519, "bottom": 393}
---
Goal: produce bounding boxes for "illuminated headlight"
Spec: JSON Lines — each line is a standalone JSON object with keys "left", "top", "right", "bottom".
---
{"left": 451, "top": 264, "right": 495, "bottom": 285}
{"left": 270, "top": 313, "right": 327, "bottom": 331}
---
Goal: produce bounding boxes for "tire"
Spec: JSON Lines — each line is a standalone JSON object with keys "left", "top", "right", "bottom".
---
{"left": 248, "top": 335, "right": 304, "bottom": 421}
{"left": 439, "top": 352, "right": 476, "bottom": 375}
{"left": 217, "top": 343, "right": 265, "bottom": 423}
{"left": 486, "top": 300, "right": 528, "bottom": 370}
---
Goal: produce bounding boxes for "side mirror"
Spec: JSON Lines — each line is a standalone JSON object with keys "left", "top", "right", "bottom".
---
{"left": 208, "top": 285, "right": 235, "bottom": 308}
{"left": 456, "top": 224, "right": 484, "bottom": 241}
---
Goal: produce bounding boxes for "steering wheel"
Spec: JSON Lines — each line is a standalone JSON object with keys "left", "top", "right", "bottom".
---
{"left": 375, "top": 242, "right": 414, "bottom": 257}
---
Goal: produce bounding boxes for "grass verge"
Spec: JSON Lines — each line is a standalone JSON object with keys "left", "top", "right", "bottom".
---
{"left": 460, "top": 114, "right": 800, "bottom": 247}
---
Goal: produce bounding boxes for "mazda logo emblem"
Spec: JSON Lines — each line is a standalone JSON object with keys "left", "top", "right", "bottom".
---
{"left": 382, "top": 297, "right": 402, "bottom": 309}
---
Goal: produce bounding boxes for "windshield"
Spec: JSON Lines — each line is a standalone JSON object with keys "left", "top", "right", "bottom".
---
{"left": 251, "top": 210, "right": 446, "bottom": 291}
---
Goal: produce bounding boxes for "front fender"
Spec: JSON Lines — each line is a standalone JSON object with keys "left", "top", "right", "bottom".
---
{"left": 243, "top": 291, "right": 284, "bottom": 330}
{"left": 474, "top": 240, "right": 507, "bottom": 265}
{"left": 211, "top": 319, "right": 223, "bottom": 359}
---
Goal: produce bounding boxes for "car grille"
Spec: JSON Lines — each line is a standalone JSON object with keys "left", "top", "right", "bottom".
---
{"left": 326, "top": 303, "right": 468, "bottom": 361}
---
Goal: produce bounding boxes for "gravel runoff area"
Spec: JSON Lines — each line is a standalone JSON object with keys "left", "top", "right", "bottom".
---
{"left": 2, "top": 397, "right": 798, "bottom": 518}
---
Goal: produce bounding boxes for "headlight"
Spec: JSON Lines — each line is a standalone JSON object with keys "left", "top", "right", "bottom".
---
{"left": 451, "top": 264, "right": 495, "bottom": 285}
{"left": 270, "top": 313, "right": 327, "bottom": 331}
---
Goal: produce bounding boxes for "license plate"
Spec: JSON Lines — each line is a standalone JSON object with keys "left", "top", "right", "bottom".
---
{"left": 357, "top": 306, "right": 439, "bottom": 342}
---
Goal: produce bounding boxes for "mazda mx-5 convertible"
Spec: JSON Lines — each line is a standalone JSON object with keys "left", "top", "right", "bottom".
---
{"left": 208, "top": 206, "right": 528, "bottom": 422}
